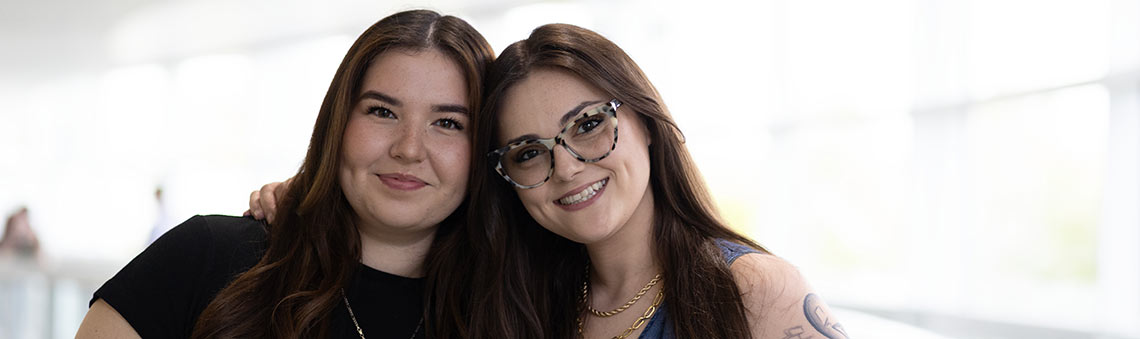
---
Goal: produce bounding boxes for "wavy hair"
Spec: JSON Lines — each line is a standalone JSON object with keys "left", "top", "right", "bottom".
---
{"left": 468, "top": 23, "right": 766, "bottom": 338}
{"left": 191, "top": 10, "right": 493, "bottom": 338}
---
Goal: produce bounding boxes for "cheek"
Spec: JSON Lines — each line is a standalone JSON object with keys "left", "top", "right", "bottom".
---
{"left": 341, "top": 120, "right": 382, "bottom": 167}
{"left": 515, "top": 188, "right": 549, "bottom": 217}
{"left": 612, "top": 125, "right": 653, "bottom": 191}
{"left": 619, "top": 117, "right": 651, "bottom": 150}
{"left": 428, "top": 136, "right": 471, "bottom": 185}
{"left": 615, "top": 124, "right": 651, "bottom": 165}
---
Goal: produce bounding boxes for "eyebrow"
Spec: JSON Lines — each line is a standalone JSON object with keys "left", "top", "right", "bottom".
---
{"left": 359, "top": 91, "right": 401, "bottom": 106}
{"left": 358, "top": 90, "right": 469, "bottom": 115}
{"left": 559, "top": 100, "right": 605, "bottom": 126}
{"left": 433, "top": 104, "right": 469, "bottom": 115}
{"left": 503, "top": 100, "right": 605, "bottom": 146}
{"left": 504, "top": 133, "right": 541, "bottom": 146}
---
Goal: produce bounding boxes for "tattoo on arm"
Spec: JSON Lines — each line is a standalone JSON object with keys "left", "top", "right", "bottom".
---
{"left": 804, "top": 293, "right": 849, "bottom": 339}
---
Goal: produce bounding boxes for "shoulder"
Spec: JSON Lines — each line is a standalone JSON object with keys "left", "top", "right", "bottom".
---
{"left": 144, "top": 214, "right": 264, "bottom": 247}
{"left": 167, "top": 214, "right": 266, "bottom": 241}
{"left": 139, "top": 215, "right": 267, "bottom": 270}
{"left": 134, "top": 214, "right": 266, "bottom": 271}
{"left": 88, "top": 215, "right": 267, "bottom": 338}
{"left": 156, "top": 214, "right": 269, "bottom": 285}
{"left": 729, "top": 253, "right": 804, "bottom": 310}
{"left": 182, "top": 214, "right": 268, "bottom": 251}
{"left": 730, "top": 254, "right": 850, "bottom": 339}
{"left": 121, "top": 215, "right": 264, "bottom": 268}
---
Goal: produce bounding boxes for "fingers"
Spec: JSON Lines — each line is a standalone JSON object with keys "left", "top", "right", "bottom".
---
{"left": 248, "top": 189, "right": 264, "bottom": 220}
{"left": 259, "top": 182, "right": 280, "bottom": 224}
{"left": 248, "top": 178, "right": 290, "bottom": 224}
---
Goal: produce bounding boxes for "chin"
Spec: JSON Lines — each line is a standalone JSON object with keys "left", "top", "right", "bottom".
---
{"left": 369, "top": 211, "right": 433, "bottom": 230}
{"left": 563, "top": 224, "right": 618, "bottom": 245}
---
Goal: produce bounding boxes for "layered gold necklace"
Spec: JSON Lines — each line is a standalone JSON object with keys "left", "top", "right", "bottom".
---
{"left": 577, "top": 271, "right": 664, "bottom": 339}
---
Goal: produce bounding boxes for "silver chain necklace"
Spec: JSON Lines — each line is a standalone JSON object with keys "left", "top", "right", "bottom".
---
{"left": 341, "top": 288, "right": 423, "bottom": 339}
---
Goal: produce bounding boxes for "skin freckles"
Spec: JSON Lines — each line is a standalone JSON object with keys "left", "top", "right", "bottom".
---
{"left": 496, "top": 68, "right": 653, "bottom": 246}
{"left": 495, "top": 68, "right": 663, "bottom": 338}
{"left": 338, "top": 48, "right": 471, "bottom": 241}
{"left": 494, "top": 67, "right": 848, "bottom": 338}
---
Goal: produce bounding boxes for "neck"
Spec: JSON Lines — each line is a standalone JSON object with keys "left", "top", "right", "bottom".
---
{"left": 585, "top": 187, "right": 660, "bottom": 293}
{"left": 356, "top": 222, "right": 437, "bottom": 278}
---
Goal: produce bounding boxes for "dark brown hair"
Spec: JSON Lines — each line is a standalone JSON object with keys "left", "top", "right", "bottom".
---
{"left": 191, "top": 10, "right": 493, "bottom": 338}
{"left": 468, "top": 23, "right": 766, "bottom": 338}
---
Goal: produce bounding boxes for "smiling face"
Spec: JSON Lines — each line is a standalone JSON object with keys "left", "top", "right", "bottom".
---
{"left": 496, "top": 68, "right": 655, "bottom": 244}
{"left": 339, "top": 48, "right": 471, "bottom": 236}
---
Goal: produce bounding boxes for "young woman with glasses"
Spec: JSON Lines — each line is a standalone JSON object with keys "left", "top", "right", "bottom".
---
{"left": 470, "top": 24, "right": 848, "bottom": 338}
{"left": 76, "top": 10, "right": 497, "bottom": 338}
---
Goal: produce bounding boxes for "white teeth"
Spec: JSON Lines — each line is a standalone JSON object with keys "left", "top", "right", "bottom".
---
{"left": 558, "top": 179, "right": 608, "bottom": 205}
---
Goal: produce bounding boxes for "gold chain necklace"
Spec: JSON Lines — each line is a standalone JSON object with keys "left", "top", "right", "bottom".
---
{"left": 583, "top": 273, "right": 662, "bottom": 317}
{"left": 577, "top": 270, "right": 665, "bottom": 339}
{"left": 341, "top": 288, "right": 423, "bottom": 339}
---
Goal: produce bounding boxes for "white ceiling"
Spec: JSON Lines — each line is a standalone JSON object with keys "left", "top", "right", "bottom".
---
{"left": 0, "top": 0, "right": 532, "bottom": 82}
{"left": 0, "top": 0, "right": 159, "bottom": 80}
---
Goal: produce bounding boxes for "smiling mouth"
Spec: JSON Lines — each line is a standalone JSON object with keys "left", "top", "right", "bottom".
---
{"left": 556, "top": 178, "right": 608, "bottom": 206}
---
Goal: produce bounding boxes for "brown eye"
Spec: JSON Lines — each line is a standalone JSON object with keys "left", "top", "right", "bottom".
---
{"left": 434, "top": 118, "right": 464, "bottom": 130}
{"left": 367, "top": 106, "right": 396, "bottom": 119}
{"left": 511, "top": 145, "right": 547, "bottom": 164}
{"left": 574, "top": 115, "right": 605, "bottom": 135}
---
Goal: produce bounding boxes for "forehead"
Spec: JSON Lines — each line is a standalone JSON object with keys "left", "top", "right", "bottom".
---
{"left": 498, "top": 68, "right": 607, "bottom": 139}
{"left": 359, "top": 48, "right": 468, "bottom": 104}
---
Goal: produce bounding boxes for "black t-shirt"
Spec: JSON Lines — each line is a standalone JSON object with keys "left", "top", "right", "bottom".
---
{"left": 91, "top": 215, "right": 426, "bottom": 338}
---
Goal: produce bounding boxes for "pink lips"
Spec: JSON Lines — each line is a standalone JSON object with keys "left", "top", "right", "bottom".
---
{"left": 378, "top": 173, "right": 427, "bottom": 190}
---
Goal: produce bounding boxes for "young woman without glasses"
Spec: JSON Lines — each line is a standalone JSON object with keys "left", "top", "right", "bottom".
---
{"left": 76, "top": 9, "right": 495, "bottom": 339}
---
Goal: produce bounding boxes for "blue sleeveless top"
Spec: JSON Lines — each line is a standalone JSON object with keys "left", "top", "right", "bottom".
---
{"left": 637, "top": 239, "right": 759, "bottom": 339}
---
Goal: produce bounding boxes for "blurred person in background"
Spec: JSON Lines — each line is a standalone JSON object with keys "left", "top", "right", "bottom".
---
{"left": 0, "top": 206, "right": 39, "bottom": 257}
{"left": 75, "top": 9, "right": 494, "bottom": 338}
{"left": 146, "top": 186, "right": 174, "bottom": 244}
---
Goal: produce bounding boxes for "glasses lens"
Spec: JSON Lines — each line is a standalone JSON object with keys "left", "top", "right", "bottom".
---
{"left": 564, "top": 110, "right": 616, "bottom": 160}
{"left": 502, "top": 143, "right": 552, "bottom": 187}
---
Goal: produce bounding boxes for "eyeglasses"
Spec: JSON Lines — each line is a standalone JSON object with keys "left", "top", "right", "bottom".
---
{"left": 488, "top": 99, "right": 621, "bottom": 189}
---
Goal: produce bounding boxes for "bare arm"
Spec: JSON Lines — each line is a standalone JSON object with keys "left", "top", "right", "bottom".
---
{"left": 75, "top": 299, "right": 141, "bottom": 339}
{"left": 732, "top": 254, "right": 850, "bottom": 339}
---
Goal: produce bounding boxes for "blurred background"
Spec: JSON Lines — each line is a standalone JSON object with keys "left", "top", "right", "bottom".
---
{"left": 0, "top": 0, "right": 1135, "bottom": 338}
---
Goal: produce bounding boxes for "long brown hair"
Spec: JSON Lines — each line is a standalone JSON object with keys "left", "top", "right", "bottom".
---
{"left": 191, "top": 10, "right": 493, "bottom": 338}
{"left": 469, "top": 24, "right": 766, "bottom": 338}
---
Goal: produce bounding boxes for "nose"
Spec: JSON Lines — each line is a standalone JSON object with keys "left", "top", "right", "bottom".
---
{"left": 550, "top": 143, "right": 585, "bottom": 183}
{"left": 389, "top": 122, "right": 426, "bottom": 163}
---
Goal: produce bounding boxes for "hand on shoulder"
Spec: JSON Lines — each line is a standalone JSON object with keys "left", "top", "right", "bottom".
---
{"left": 731, "top": 253, "right": 850, "bottom": 339}
{"left": 244, "top": 178, "right": 291, "bottom": 224}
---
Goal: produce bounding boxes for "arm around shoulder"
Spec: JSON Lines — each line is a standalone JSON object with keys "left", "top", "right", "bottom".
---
{"left": 731, "top": 253, "right": 851, "bottom": 339}
{"left": 75, "top": 299, "right": 141, "bottom": 339}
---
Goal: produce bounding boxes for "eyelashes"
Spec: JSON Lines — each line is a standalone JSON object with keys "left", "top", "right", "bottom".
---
{"left": 365, "top": 105, "right": 465, "bottom": 131}
{"left": 433, "top": 118, "right": 464, "bottom": 131}
{"left": 366, "top": 106, "right": 396, "bottom": 119}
